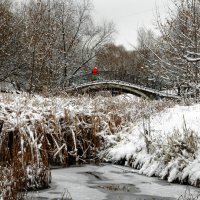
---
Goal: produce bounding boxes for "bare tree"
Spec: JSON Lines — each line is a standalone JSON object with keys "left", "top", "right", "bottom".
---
{"left": 156, "top": 0, "right": 200, "bottom": 96}
{"left": 0, "top": 0, "right": 25, "bottom": 89}
{"left": 95, "top": 43, "right": 133, "bottom": 73}
{"left": 73, "top": 21, "right": 115, "bottom": 75}
{"left": 0, "top": 0, "right": 114, "bottom": 92}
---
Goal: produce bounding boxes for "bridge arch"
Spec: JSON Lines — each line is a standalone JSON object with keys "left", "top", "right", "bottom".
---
{"left": 66, "top": 80, "right": 179, "bottom": 100}
{"left": 69, "top": 81, "right": 149, "bottom": 98}
{"left": 65, "top": 71, "right": 179, "bottom": 100}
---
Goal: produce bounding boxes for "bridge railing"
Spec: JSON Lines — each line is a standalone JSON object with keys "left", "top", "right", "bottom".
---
{"left": 69, "top": 71, "right": 173, "bottom": 92}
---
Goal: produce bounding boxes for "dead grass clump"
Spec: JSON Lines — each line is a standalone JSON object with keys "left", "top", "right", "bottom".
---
{"left": 0, "top": 166, "right": 12, "bottom": 200}
{"left": 162, "top": 128, "right": 198, "bottom": 165}
{"left": 0, "top": 128, "right": 26, "bottom": 199}
{"left": 34, "top": 108, "right": 103, "bottom": 166}
{"left": 178, "top": 186, "right": 200, "bottom": 200}
{"left": 0, "top": 122, "right": 51, "bottom": 198}
{"left": 145, "top": 123, "right": 200, "bottom": 184}
{"left": 61, "top": 112, "right": 102, "bottom": 164}
{"left": 107, "top": 113, "right": 123, "bottom": 134}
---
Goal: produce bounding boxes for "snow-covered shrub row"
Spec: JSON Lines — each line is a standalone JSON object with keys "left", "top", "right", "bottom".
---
{"left": 99, "top": 103, "right": 200, "bottom": 187}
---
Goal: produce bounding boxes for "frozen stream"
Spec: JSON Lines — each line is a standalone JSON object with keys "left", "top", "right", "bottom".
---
{"left": 29, "top": 164, "right": 200, "bottom": 200}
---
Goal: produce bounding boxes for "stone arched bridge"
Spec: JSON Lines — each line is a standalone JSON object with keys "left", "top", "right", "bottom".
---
{"left": 66, "top": 71, "right": 179, "bottom": 99}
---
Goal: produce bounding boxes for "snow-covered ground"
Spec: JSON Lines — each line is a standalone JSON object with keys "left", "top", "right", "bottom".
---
{"left": 0, "top": 91, "right": 200, "bottom": 199}
{"left": 99, "top": 101, "right": 200, "bottom": 187}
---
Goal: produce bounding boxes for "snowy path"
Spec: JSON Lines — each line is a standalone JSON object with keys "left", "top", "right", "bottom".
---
{"left": 29, "top": 164, "right": 199, "bottom": 200}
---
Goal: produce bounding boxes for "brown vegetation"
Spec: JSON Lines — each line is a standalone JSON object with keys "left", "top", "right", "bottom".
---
{"left": 0, "top": 100, "right": 104, "bottom": 198}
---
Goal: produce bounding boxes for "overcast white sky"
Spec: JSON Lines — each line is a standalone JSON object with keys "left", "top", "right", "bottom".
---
{"left": 91, "top": 0, "right": 172, "bottom": 50}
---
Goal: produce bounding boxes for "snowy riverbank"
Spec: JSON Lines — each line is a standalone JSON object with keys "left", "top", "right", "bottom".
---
{"left": 99, "top": 103, "right": 200, "bottom": 187}
{"left": 0, "top": 92, "right": 200, "bottom": 199}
